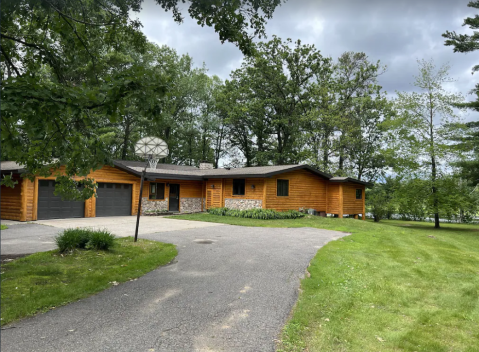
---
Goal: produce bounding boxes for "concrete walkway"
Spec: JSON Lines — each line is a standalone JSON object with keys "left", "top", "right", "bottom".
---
{"left": 1, "top": 216, "right": 223, "bottom": 256}
{"left": 1, "top": 224, "right": 347, "bottom": 352}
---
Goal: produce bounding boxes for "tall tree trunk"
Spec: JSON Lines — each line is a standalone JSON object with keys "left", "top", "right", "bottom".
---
{"left": 431, "top": 154, "right": 439, "bottom": 228}
{"left": 430, "top": 95, "right": 440, "bottom": 229}
{"left": 121, "top": 115, "right": 131, "bottom": 160}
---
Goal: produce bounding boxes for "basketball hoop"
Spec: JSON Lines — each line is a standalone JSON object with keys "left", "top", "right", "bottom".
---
{"left": 135, "top": 136, "right": 169, "bottom": 169}
{"left": 133, "top": 137, "right": 169, "bottom": 241}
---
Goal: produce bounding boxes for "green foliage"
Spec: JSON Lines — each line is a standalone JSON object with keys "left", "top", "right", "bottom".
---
{"left": 207, "top": 207, "right": 305, "bottom": 219}
{"left": 392, "top": 59, "right": 466, "bottom": 228}
{"left": 1, "top": 173, "right": 18, "bottom": 188}
{"left": 55, "top": 228, "right": 115, "bottom": 253}
{"left": 1, "top": 237, "right": 177, "bottom": 326}
{"left": 0, "top": 0, "right": 281, "bottom": 196}
{"left": 452, "top": 121, "right": 479, "bottom": 187}
{"left": 443, "top": 0, "right": 479, "bottom": 111}
{"left": 85, "top": 230, "right": 116, "bottom": 251}
{"left": 1, "top": 225, "right": 8, "bottom": 230}
{"left": 366, "top": 177, "right": 398, "bottom": 222}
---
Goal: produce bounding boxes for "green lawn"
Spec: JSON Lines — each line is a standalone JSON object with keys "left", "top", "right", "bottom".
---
{"left": 174, "top": 213, "right": 479, "bottom": 352}
{"left": 1, "top": 224, "right": 8, "bottom": 230}
{"left": 1, "top": 237, "right": 177, "bottom": 326}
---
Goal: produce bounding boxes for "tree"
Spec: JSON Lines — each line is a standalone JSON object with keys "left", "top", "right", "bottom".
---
{"left": 1, "top": 0, "right": 282, "bottom": 197}
{"left": 223, "top": 36, "right": 332, "bottom": 165}
{"left": 330, "top": 52, "right": 388, "bottom": 175}
{"left": 366, "top": 177, "right": 399, "bottom": 222}
{"left": 393, "top": 59, "right": 465, "bottom": 228}
{"left": 453, "top": 121, "right": 479, "bottom": 186}
{"left": 442, "top": 0, "right": 479, "bottom": 111}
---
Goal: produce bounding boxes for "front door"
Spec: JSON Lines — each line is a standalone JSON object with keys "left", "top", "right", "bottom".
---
{"left": 169, "top": 184, "right": 180, "bottom": 212}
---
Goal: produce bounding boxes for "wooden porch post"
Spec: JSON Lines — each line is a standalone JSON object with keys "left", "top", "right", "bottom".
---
{"left": 20, "top": 178, "right": 28, "bottom": 222}
{"left": 362, "top": 186, "right": 366, "bottom": 220}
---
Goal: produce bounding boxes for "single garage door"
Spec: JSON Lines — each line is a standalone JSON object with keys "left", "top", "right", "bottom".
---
{"left": 96, "top": 183, "right": 132, "bottom": 217}
{"left": 37, "top": 180, "right": 85, "bottom": 220}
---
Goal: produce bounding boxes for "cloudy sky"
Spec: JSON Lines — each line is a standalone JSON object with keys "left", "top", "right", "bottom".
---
{"left": 137, "top": 0, "right": 478, "bottom": 122}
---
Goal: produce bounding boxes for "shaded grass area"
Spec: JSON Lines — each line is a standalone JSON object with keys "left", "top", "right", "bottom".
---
{"left": 174, "top": 213, "right": 479, "bottom": 352}
{"left": 1, "top": 237, "right": 177, "bottom": 326}
{"left": 1, "top": 224, "right": 8, "bottom": 230}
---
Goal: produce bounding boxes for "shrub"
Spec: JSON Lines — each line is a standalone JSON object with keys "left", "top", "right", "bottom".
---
{"left": 207, "top": 207, "right": 305, "bottom": 220}
{"left": 55, "top": 228, "right": 92, "bottom": 252}
{"left": 55, "top": 228, "right": 115, "bottom": 253}
{"left": 85, "top": 229, "right": 116, "bottom": 250}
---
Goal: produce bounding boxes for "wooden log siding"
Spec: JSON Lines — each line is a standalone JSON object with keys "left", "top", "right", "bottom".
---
{"left": 342, "top": 183, "right": 366, "bottom": 215}
{"left": 144, "top": 179, "right": 204, "bottom": 211}
{"left": 264, "top": 169, "right": 328, "bottom": 212}
{"left": 206, "top": 179, "right": 223, "bottom": 209}
{"left": 223, "top": 178, "right": 264, "bottom": 200}
{"left": 326, "top": 183, "right": 340, "bottom": 214}
{"left": 0, "top": 175, "right": 23, "bottom": 221}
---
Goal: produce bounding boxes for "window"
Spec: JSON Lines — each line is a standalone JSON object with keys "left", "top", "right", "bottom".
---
{"left": 277, "top": 179, "right": 289, "bottom": 196}
{"left": 356, "top": 189, "right": 362, "bottom": 199}
{"left": 233, "top": 179, "right": 245, "bottom": 195}
{"left": 149, "top": 183, "right": 165, "bottom": 200}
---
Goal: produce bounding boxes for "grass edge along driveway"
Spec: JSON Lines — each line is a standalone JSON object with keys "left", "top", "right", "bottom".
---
{"left": 174, "top": 213, "right": 479, "bottom": 352}
{"left": 1, "top": 237, "right": 177, "bottom": 326}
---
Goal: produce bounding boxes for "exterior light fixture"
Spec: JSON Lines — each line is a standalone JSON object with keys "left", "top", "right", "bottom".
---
{"left": 251, "top": 184, "right": 255, "bottom": 189}
{"left": 211, "top": 184, "right": 215, "bottom": 189}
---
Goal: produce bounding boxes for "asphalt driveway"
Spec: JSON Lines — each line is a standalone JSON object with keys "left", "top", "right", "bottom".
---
{"left": 1, "top": 222, "right": 347, "bottom": 352}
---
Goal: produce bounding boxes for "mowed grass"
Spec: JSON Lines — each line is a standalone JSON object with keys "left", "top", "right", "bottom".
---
{"left": 1, "top": 237, "right": 177, "bottom": 326}
{"left": 1, "top": 224, "right": 8, "bottom": 230}
{"left": 174, "top": 213, "right": 479, "bottom": 352}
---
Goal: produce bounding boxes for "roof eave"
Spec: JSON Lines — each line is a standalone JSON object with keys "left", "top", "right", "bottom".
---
{"left": 330, "top": 178, "right": 374, "bottom": 187}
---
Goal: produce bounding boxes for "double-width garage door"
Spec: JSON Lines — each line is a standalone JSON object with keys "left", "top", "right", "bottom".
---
{"left": 96, "top": 183, "right": 132, "bottom": 217}
{"left": 38, "top": 180, "right": 85, "bottom": 220}
{"left": 37, "top": 181, "right": 132, "bottom": 220}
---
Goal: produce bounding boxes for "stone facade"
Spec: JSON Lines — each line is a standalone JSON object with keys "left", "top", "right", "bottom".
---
{"left": 141, "top": 197, "right": 168, "bottom": 214}
{"left": 224, "top": 198, "right": 262, "bottom": 210}
{"left": 180, "top": 197, "right": 202, "bottom": 213}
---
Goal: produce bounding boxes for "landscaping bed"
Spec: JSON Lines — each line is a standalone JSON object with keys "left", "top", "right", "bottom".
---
{"left": 173, "top": 213, "right": 479, "bottom": 351}
{"left": 1, "top": 236, "right": 177, "bottom": 326}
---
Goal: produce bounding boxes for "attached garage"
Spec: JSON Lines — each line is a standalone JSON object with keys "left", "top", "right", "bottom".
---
{"left": 96, "top": 183, "right": 132, "bottom": 217}
{"left": 0, "top": 162, "right": 140, "bottom": 222}
{"left": 37, "top": 180, "right": 85, "bottom": 220}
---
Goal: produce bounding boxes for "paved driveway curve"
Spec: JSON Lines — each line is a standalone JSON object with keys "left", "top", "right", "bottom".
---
{"left": 1, "top": 224, "right": 347, "bottom": 352}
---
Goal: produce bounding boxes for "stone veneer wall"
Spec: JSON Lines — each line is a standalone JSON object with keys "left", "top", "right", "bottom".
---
{"left": 224, "top": 198, "right": 262, "bottom": 210}
{"left": 141, "top": 198, "right": 168, "bottom": 214}
{"left": 180, "top": 197, "right": 202, "bottom": 213}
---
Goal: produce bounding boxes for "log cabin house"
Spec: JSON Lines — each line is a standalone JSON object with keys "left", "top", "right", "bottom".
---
{"left": 0, "top": 161, "right": 372, "bottom": 222}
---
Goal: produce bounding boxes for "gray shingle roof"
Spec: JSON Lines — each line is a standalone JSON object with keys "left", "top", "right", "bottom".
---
{"left": 1, "top": 161, "right": 25, "bottom": 172}
{"left": 114, "top": 161, "right": 333, "bottom": 180}
{"left": 114, "top": 160, "right": 198, "bottom": 171}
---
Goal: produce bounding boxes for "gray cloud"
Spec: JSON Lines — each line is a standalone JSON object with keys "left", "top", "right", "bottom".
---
{"left": 137, "top": 0, "right": 479, "bottom": 121}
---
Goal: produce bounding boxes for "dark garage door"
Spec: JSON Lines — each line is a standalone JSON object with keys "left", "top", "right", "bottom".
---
{"left": 96, "top": 183, "right": 132, "bottom": 217}
{"left": 37, "top": 180, "right": 85, "bottom": 220}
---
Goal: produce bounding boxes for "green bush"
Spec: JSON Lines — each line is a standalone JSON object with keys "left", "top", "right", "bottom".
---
{"left": 55, "top": 228, "right": 116, "bottom": 253}
{"left": 207, "top": 207, "right": 305, "bottom": 220}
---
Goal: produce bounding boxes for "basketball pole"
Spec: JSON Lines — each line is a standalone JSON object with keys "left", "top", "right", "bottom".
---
{"left": 134, "top": 159, "right": 148, "bottom": 242}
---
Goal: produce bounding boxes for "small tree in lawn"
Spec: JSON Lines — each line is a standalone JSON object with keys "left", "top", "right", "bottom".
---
{"left": 393, "top": 59, "right": 465, "bottom": 228}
